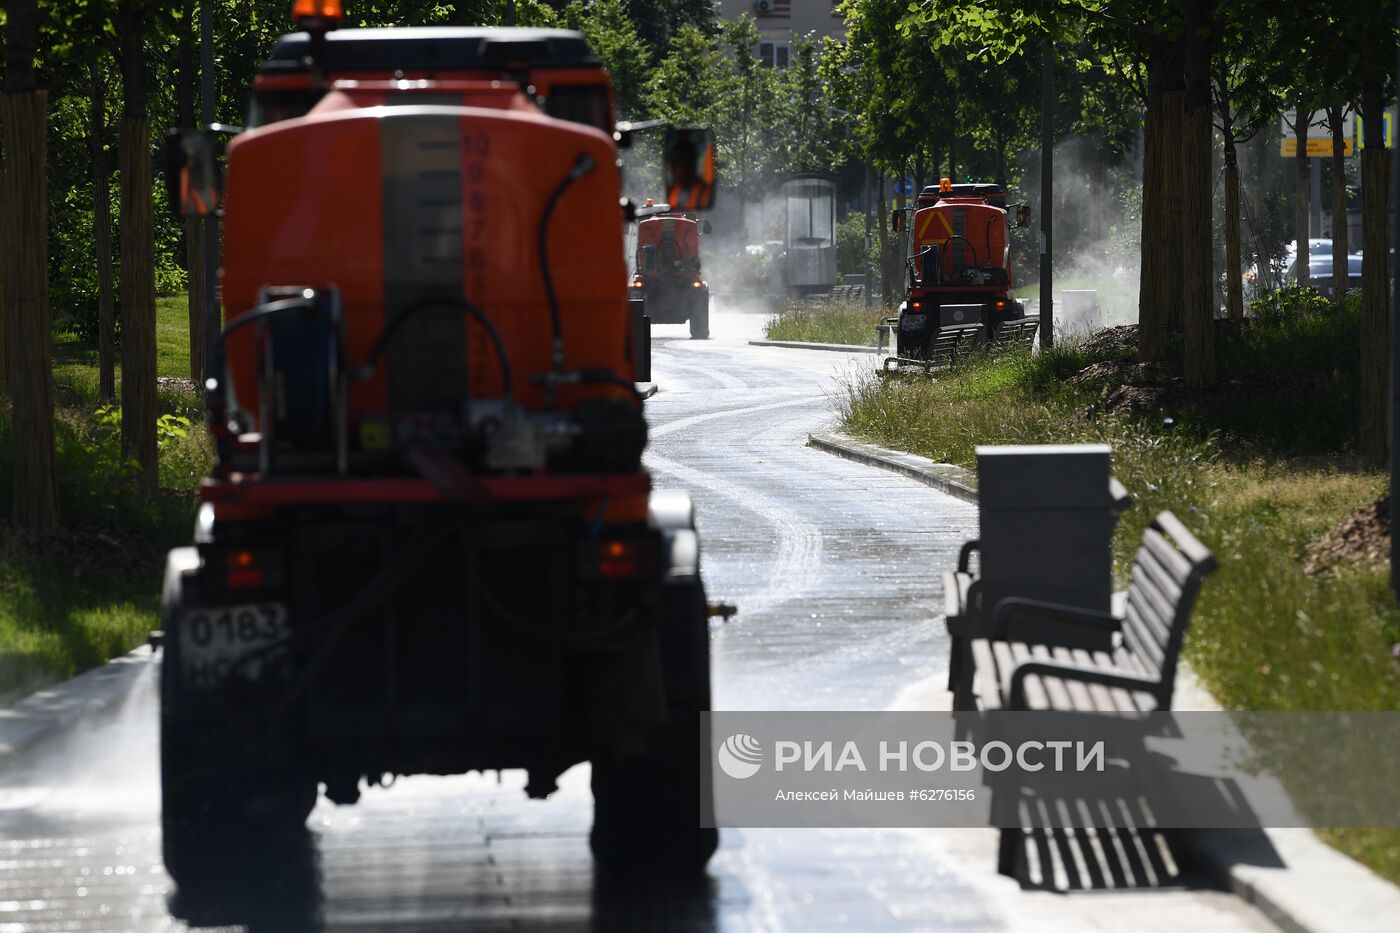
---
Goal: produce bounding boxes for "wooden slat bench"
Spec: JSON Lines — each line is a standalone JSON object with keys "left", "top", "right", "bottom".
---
{"left": 957, "top": 511, "right": 1217, "bottom": 875}
{"left": 969, "top": 511, "right": 1215, "bottom": 715}
{"left": 989, "top": 317, "right": 1040, "bottom": 353}
{"left": 830, "top": 283, "right": 865, "bottom": 302}
{"left": 880, "top": 324, "right": 983, "bottom": 374}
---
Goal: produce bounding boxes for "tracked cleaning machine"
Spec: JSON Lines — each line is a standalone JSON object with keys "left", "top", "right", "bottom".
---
{"left": 881, "top": 179, "right": 1035, "bottom": 368}
{"left": 158, "top": 1, "right": 724, "bottom": 883}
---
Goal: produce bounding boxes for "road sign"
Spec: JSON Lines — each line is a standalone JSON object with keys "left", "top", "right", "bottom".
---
{"left": 1281, "top": 137, "right": 1354, "bottom": 157}
{"left": 897, "top": 177, "right": 915, "bottom": 197}
{"left": 1356, "top": 110, "right": 1395, "bottom": 149}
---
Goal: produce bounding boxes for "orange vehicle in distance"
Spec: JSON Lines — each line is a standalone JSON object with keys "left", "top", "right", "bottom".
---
{"left": 892, "top": 179, "right": 1033, "bottom": 360}
{"left": 630, "top": 201, "right": 712, "bottom": 339}
{"left": 159, "top": 5, "right": 721, "bottom": 886}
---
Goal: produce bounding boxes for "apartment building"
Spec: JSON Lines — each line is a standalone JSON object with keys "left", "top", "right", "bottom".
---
{"left": 713, "top": 0, "right": 848, "bottom": 67}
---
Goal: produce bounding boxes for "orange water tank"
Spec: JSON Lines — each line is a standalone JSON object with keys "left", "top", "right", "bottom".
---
{"left": 220, "top": 82, "right": 630, "bottom": 424}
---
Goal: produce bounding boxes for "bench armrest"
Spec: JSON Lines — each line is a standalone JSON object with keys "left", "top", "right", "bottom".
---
{"left": 957, "top": 539, "right": 980, "bottom": 573}
{"left": 989, "top": 597, "right": 1120, "bottom": 639}
{"left": 988, "top": 597, "right": 1119, "bottom": 652}
{"left": 1007, "top": 660, "right": 1159, "bottom": 710}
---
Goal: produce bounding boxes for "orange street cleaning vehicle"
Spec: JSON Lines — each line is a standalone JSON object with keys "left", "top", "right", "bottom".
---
{"left": 887, "top": 179, "right": 1033, "bottom": 362}
{"left": 159, "top": 5, "right": 723, "bottom": 885}
{"left": 630, "top": 202, "right": 711, "bottom": 339}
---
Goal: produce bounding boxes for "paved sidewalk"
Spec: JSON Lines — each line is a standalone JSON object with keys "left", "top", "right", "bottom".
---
{"left": 814, "top": 430, "right": 1400, "bottom": 933}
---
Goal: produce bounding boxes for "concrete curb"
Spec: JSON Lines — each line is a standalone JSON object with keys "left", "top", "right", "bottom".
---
{"left": 748, "top": 339, "right": 879, "bottom": 354}
{"left": 0, "top": 644, "right": 155, "bottom": 763}
{"left": 807, "top": 432, "right": 978, "bottom": 504}
{"left": 636, "top": 382, "right": 658, "bottom": 399}
{"left": 1186, "top": 829, "right": 1400, "bottom": 933}
{"left": 810, "top": 430, "right": 1400, "bottom": 933}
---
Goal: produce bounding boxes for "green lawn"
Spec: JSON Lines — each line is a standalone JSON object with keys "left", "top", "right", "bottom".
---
{"left": 1, "top": 295, "right": 206, "bottom": 702}
{"left": 838, "top": 296, "right": 1400, "bottom": 881}
{"left": 764, "top": 299, "right": 884, "bottom": 346}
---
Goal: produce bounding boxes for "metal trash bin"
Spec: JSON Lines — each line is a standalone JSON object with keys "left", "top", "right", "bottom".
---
{"left": 975, "top": 443, "right": 1132, "bottom": 619}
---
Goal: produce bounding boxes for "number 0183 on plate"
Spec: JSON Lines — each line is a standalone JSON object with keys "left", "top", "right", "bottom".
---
{"left": 179, "top": 604, "right": 289, "bottom": 689}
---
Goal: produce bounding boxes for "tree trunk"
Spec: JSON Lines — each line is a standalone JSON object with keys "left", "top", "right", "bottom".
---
{"left": 119, "top": 2, "right": 159, "bottom": 496}
{"left": 1294, "top": 103, "right": 1311, "bottom": 287}
{"left": 947, "top": 133, "right": 958, "bottom": 185}
{"left": 1162, "top": 89, "right": 1185, "bottom": 333}
{"left": 1327, "top": 101, "right": 1348, "bottom": 298}
{"left": 877, "top": 172, "right": 893, "bottom": 309}
{"left": 1357, "top": 80, "right": 1390, "bottom": 463}
{"left": 178, "top": 0, "right": 204, "bottom": 384}
{"left": 91, "top": 64, "right": 116, "bottom": 401}
{"left": 995, "top": 137, "right": 1008, "bottom": 191}
{"left": 1179, "top": 0, "right": 1215, "bottom": 386}
{"left": 0, "top": 90, "right": 60, "bottom": 532}
{"left": 1137, "top": 45, "right": 1173, "bottom": 362}
{"left": 1224, "top": 138, "right": 1244, "bottom": 319}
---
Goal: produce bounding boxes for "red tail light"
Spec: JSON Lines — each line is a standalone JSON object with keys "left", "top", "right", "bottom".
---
{"left": 226, "top": 549, "right": 265, "bottom": 589}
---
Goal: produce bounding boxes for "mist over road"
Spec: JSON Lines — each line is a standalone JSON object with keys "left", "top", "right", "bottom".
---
{"left": 0, "top": 303, "right": 1273, "bottom": 931}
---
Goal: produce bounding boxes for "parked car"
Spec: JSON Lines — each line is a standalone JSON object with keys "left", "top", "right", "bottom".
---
{"left": 1285, "top": 252, "right": 1363, "bottom": 298}
{"left": 1242, "top": 239, "right": 1331, "bottom": 306}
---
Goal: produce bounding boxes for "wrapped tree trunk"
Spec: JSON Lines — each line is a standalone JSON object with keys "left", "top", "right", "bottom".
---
{"left": 91, "top": 64, "right": 116, "bottom": 401}
{"left": 2, "top": 0, "right": 59, "bottom": 532}
{"left": 1138, "top": 39, "right": 1183, "bottom": 362}
{"left": 1327, "top": 102, "right": 1349, "bottom": 298}
{"left": 1357, "top": 80, "right": 1390, "bottom": 463}
{"left": 119, "top": 1, "right": 159, "bottom": 496}
{"left": 0, "top": 89, "right": 60, "bottom": 532}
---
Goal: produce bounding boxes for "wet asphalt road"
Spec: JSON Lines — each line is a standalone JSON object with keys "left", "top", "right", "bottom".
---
{"left": 0, "top": 304, "right": 1277, "bottom": 931}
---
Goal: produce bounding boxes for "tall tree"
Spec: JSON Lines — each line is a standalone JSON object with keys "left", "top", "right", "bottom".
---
{"left": 1178, "top": 0, "right": 1216, "bottom": 387}
{"left": 1285, "top": 99, "right": 1314, "bottom": 287}
{"left": 563, "top": 0, "right": 652, "bottom": 120}
{"left": 1212, "top": 12, "right": 1285, "bottom": 320}
{"left": 1350, "top": 0, "right": 1398, "bottom": 462}
{"left": 1, "top": 0, "right": 60, "bottom": 532}
{"left": 177, "top": 0, "right": 205, "bottom": 385}
{"left": 91, "top": 58, "right": 117, "bottom": 400}
{"left": 1324, "top": 99, "right": 1349, "bottom": 297}
{"left": 1357, "top": 74, "right": 1393, "bottom": 462}
{"left": 118, "top": 0, "right": 159, "bottom": 496}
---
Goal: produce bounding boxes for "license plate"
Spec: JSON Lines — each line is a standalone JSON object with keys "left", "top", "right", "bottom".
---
{"left": 180, "top": 604, "right": 289, "bottom": 689}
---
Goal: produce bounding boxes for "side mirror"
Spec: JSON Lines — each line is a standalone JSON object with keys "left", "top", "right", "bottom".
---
{"left": 1015, "top": 204, "right": 1031, "bottom": 228}
{"left": 700, "top": 220, "right": 713, "bottom": 235}
{"left": 891, "top": 210, "right": 903, "bottom": 233}
{"left": 919, "top": 245, "right": 939, "bottom": 285}
{"left": 663, "top": 127, "right": 716, "bottom": 211}
{"left": 164, "top": 128, "right": 221, "bottom": 218}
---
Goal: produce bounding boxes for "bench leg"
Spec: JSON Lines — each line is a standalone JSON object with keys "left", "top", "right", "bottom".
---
{"left": 997, "top": 827, "right": 1019, "bottom": 877}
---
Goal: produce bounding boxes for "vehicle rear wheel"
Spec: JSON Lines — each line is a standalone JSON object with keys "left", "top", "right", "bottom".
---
{"left": 590, "top": 579, "right": 718, "bottom": 874}
{"left": 688, "top": 295, "right": 710, "bottom": 340}
{"left": 161, "top": 717, "right": 317, "bottom": 886}
{"left": 159, "top": 591, "right": 316, "bottom": 887}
